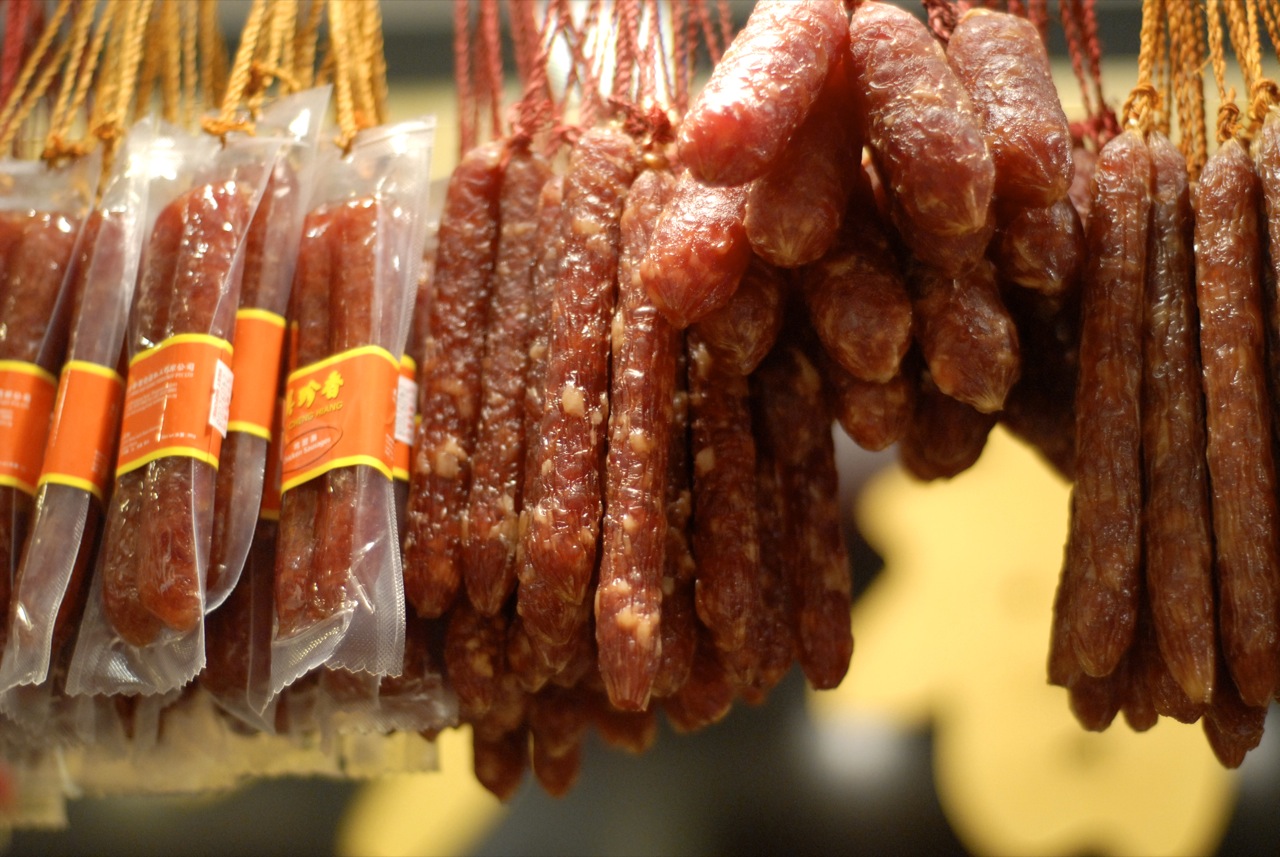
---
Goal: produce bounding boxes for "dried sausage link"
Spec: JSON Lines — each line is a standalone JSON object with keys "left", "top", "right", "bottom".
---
{"left": 472, "top": 725, "right": 528, "bottom": 801}
{"left": 444, "top": 600, "right": 507, "bottom": 721}
{"left": 1256, "top": 110, "right": 1280, "bottom": 466}
{"left": 597, "top": 167, "right": 678, "bottom": 711}
{"left": 744, "top": 55, "right": 861, "bottom": 268}
{"left": 848, "top": 1, "right": 995, "bottom": 276}
{"left": 678, "top": 0, "right": 850, "bottom": 186}
{"left": 651, "top": 346, "right": 698, "bottom": 699}
{"left": 804, "top": 208, "right": 912, "bottom": 385}
{"left": 274, "top": 207, "right": 337, "bottom": 639}
{"left": 692, "top": 255, "right": 785, "bottom": 378}
{"left": 101, "top": 198, "right": 183, "bottom": 647}
{"left": 663, "top": 631, "right": 736, "bottom": 733}
{"left": 1194, "top": 137, "right": 1280, "bottom": 707}
{"left": 946, "top": 9, "right": 1073, "bottom": 206}
{"left": 1063, "top": 130, "right": 1151, "bottom": 679}
{"left": 588, "top": 692, "right": 658, "bottom": 754}
{"left": 308, "top": 199, "right": 385, "bottom": 630}
{"left": 463, "top": 147, "right": 552, "bottom": 616}
{"left": 1142, "top": 131, "right": 1214, "bottom": 705}
{"left": 739, "top": 405, "right": 796, "bottom": 701}
{"left": 101, "top": 198, "right": 184, "bottom": 646}
{"left": 529, "top": 683, "right": 589, "bottom": 797}
{"left": 992, "top": 197, "right": 1085, "bottom": 299}
{"left": 899, "top": 370, "right": 997, "bottom": 481}
{"left": 404, "top": 141, "right": 505, "bottom": 618}
{"left": 1132, "top": 596, "right": 1205, "bottom": 725}
{"left": 0, "top": 213, "right": 79, "bottom": 601}
{"left": 911, "top": 259, "right": 1020, "bottom": 414}
{"left": 137, "top": 182, "right": 252, "bottom": 634}
{"left": 824, "top": 360, "right": 914, "bottom": 453}
{"left": 522, "top": 127, "right": 639, "bottom": 607}
{"left": 1203, "top": 656, "right": 1267, "bottom": 768}
{"left": 520, "top": 177, "right": 565, "bottom": 499}
{"left": 753, "top": 342, "right": 852, "bottom": 690}
{"left": 688, "top": 335, "right": 761, "bottom": 657}
{"left": 640, "top": 171, "right": 750, "bottom": 330}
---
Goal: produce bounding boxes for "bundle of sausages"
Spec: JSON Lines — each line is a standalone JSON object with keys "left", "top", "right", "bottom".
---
{"left": 8, "top": 0, "right": 1280, "bottom": 807}
{"left": 400, "top": 0, "right": 1280, "bottom": 790}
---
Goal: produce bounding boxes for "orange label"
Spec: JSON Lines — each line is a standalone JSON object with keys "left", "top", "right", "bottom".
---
{"left": 39, "top": 361, "right": 125, "bottom": 499}
{"left": 227, "top": 309, "right": 286, "bottom": 439}
{"left": 281, "top": 345, "right": 397, "bottom": 493}
{"left": 394, "top": 355, "right": 417, "bottom": 481}
{"left": 116, "top": 334, "right": 234, "bottom": 476}
{"left": 0, "top": 362, "right": 58, "bottom": 495}
{"left": 260, "top": 397, "right": 284, "bottom": 520}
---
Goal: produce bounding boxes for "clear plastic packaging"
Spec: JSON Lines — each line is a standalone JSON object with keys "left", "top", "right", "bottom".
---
{"left": 206, "top": 87, "right": 329, "bottom": 611}
{"left": 0, "top": 153, "right": 101, "bottom": 653}
{"left": 0, "top": 128, "right": 152, "bottom": 696}
{"left": 268, "top": 118, "right": 435, "bottom": 702}
{"left": 66, "top": 93, "right": 325, "bottom": 698}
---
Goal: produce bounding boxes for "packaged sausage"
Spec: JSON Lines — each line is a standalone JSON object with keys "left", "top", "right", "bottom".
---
{"left": 205, "top": 87, "right": 329, "bottom": 612}
{"left": 269, "top": 118, "right": 435, "bottom": 702}
{"left": 0, "top": 125, "right": 152, "bottom": 696}
{"left": 0, "top": 151, "right": 100, "bottom": 662}
{"left": 65, "top": 97, "right": 322, "bottom": 698}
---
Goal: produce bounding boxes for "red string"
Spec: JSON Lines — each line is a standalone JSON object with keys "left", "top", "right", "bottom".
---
{"left": 1027, "top": 0, "right": 1051, "bottom": 44}
{"left": 550, "top": 0, "right": 581, "bottom": 130}
{"left": 611, "top": 0, "right": 640, "bottom": 103}
{"left": 454, "top": 0, "right": 477, "bottom": 155}
{"left": 506, "top": 0, "right": 539, "bottom": 86}
{"left": 920, "top": 0, "right": 960, "bottom": 42}
{"left": 1060, "top": 0, "right": 1097, "bottom": 123}
{"left": 1, "top": 0, "right": 33, "bottom": 110}
{"left": 694, "top": 0, "right": 723, "bottom": 64}
{"left": 644, "top": 0, "right": 670, "bottom": 108}
{"left": 578, "top": 0, "right": 607, "bottom": 128}
{"left": 1081, "top": 0, "right": 1108, "bottom": 124}
{"left": 480, "top": 0, "right": 504, "bottom": 141}
{"left": 715, "top": 0, "right": 734, "bottom": 56}
{"left": 672, "top": 0, "right": 691, "bottom": 115}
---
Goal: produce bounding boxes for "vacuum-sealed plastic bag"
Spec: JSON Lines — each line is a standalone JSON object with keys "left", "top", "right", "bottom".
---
{"left": 66, "top": 94, "right": 325, "bottom": 697}
{"left": 206, "top": 87, "right": 328, "bottom": 611}
{"left": 0, "top": 130, "right": 149, "bottom": 695}
{"left": 269, "top": 118, "right": 435, "bottom": 701}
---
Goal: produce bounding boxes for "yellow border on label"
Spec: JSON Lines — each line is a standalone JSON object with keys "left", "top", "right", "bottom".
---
{"left": 0, "top": 473, "right": 37, "bottom": 496}
{"left": 37, "top": 472, "right": 104, "bottom": 499}
{"left": 0, "top": 360, "right": 57, "bottom": 387}
{"left": 115, "top": 445, "right": 220, "bottom": 477}
{"left": 287, "top": 344, "right": 398, "bottom": 383}
{"left": 129, "top": 333, "right": 233, "bottom": 368}
{"left": 61, "top": 359, "right": 124, "bottom": 385}
{"left": 236, "top": 307, "right": 287, "bottom": 327}
{"left": 281, "top": 454, "right": 393, "bottom": 494}
{"left": 227, "top": 420, "right": 273, "bottom": 440}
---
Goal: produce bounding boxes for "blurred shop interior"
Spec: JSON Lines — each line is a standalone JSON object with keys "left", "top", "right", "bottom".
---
{"left": 6, "top": 2, "right": 1280, "bottom": 856}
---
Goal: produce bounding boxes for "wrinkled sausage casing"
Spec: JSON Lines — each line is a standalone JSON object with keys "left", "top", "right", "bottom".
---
{"left": 1063, "top": 130, "right": 1151, "bottom": 680}
{"left": 848, "top": 0, "right": 995, "bottom": 275}
{"left": 1195, "top": 138, "right": 1280, "bottom": 708}
{"left": 678, "top": 0, "right": 850, "bottom": 187}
